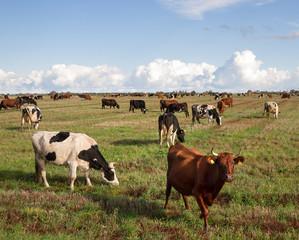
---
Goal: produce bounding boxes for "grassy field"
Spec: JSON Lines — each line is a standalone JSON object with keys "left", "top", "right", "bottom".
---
{"left": 0, "top": 94, "right": 298, "bottom": 239}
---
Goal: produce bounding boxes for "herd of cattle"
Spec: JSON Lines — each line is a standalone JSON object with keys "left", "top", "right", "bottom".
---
{"left": 0, "top": 92, "right": 290, "bottom": 230}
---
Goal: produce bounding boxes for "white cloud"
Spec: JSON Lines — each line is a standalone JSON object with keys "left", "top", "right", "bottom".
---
{"left": 0, "top": 64, "right": 125, "bottom": 94}
{"left": 157, "top": 0, "right": 248, "bottom": 20}
{"left": 0, "top": 51, "right": 297, "bottom": 94}
{"left": 131, "top": 50, "right": 297, "bottom": 92}
{"left": 213, "top": 50, "right": 294, "bottom": 92}
{"left": 130, "top": 59, "right": 217, "bottom": 92}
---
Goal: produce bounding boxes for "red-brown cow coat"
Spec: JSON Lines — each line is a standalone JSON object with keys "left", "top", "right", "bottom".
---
{"left": 160, "top": 100, "right": 178, "bottom": 112}
{"left": 164, "top": 142, "right": 245, "bottom": 231}
{"left": 0, "top": 98, "right": 22, "bottom": 110}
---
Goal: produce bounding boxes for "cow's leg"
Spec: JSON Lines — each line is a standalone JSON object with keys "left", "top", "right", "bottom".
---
{"left": 164, "top": 179, "right": 172, "bottom": 209}
{"left": 69, "top": 163, "right": 78, "bottom": 190}
{"left": 84, "top": 170, "right": 92, "bottom": 187}
{"left": 182, "top": 195, "right": 191, "bottom": 210}
{"left": 35, "top": 155, "right": 44, "bottom": 184}
{"left": 194, "top": 194, "right": 210, "bottom": 231}
{"left": 159, "top": 130, "right": 163, "bottom": 149}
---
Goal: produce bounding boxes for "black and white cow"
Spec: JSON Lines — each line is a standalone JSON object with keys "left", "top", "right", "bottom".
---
{"left": 158, "top": 113, "right": 185, "bottom": 149}
{"left": 32, "top": 131, "right": 119, "bottom": 190}
{"left": 192, "top": 104, "right": 222, "bottom": 126}
{"left": 129, "top": 100, "right": 148, "bottom": 114}
{"left": 214, "top": 93, "right": 220, "bottom": 100}
{"left": 21, "top": 106, "right": 42, "bottom": 130}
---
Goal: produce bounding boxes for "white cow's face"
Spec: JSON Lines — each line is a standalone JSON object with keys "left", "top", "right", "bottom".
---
{"left": 100, "top": 163, "right": 119, "bottom": 186}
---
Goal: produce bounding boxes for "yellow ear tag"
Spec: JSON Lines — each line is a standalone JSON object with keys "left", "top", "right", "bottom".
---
{"left": 238, "top": 162, "right": 242, "bottom": 165}
{"left": 210, "top": 159, "right": 215, "bottom": 164}
{"left": 100, "top": 168, "right": 103, "bottom": 171}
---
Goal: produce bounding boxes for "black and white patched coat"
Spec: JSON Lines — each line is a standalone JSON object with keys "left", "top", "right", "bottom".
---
{"left": 32, "top": 131, "right": 119, "bottom": 190}
{"left": 21, "top": 106, "right": 42, "bottom": 130}
{"left": 192, "top": 104, "right": 222, "bottom": 126}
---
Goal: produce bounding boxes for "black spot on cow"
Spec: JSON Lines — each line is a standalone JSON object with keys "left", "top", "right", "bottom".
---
{"left": 46, "top": 152, "right": 56, "bottom": 161}
{"left": 32, "top": 108, "right": 36, "bottom": 114}
{"left": 202, "top": 104, "right": 208, "bottom": 108}
{"left": 49, "top": 132, "right": 70, "bottom": 143}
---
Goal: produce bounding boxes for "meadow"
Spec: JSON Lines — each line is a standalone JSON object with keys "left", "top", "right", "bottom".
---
{"left": 0, "top": 94, "right": 298, "bottom": 239}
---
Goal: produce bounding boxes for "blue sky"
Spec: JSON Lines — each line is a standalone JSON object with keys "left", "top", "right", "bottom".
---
{"left": 0, "top": 0, "right": 298, "bottom": 93}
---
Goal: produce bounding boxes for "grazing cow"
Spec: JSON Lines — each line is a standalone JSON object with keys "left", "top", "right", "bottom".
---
{"left": 263, "top": 102, "right": 279, "bottom": 119}
{"left": 21, "top": 106, "right": 42, "bottom": 130}
{"left": 102, "top": 98, "right": 120, "bottom": 109}
{"left": 268, "top": 94, "right": 273, "bottom": 98}
{"left": 166, "top": 102, "right": 189, "bottom": 117}
{"left": 158, "top": 113, "right": 185, "bottom": 148}
{"left": 214, "top": 94, "right": 219, "bottom": 100}
{"left": 192, "top": 104, "right": 222, "bottom": 126}
{"left": 32, "top": 131, "right": 119, "bottom": 190}
{"left": 82, "top": 94, "right": 91, "bottom": 100}
{"left": 160, "top": 100, "right": 178, "bottom": 112}
{"left": 217, "top": 98, "right": 233, "bottom": 114}
{"left": 20, "top": 96, "right": 37, "bottom": 106}
{"left": 0, "top": 98, "right": 22, "bottom": 110}
{"left": 158, "top": 94, "right": 164, "bottom": 99}
{"left": 59, "top": 94, "right": 72, "bottom": 99}
{"left": 281, "top": 93, "right": 290, "bottom": 99}
{"left": 129, "top": 100, "right": 147, "bottom": 113}
{"left": 258, "top": 94, "right": 264, "bottom": 98}
{"left": 164, "top": 142, "right": 245, "bottom": 231}
{"left": 53, "top": 93, "right": 59, "bottom": 100}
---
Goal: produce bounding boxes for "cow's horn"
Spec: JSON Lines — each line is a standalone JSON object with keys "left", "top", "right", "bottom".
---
{"left": 233, "top": 149, "right": 242, "bottom": 158}
{"left": 211, "top": 148, "right": 218, "bottom": 157}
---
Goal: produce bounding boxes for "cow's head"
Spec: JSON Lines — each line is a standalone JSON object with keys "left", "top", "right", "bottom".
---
{"left": 177, "top": 128, "right": 185, "bottom": 142}
{"left": 116, "top": 104, "right": 120, "bottom": 109}
{"left": 143, "top": 108, "right": 148, "bottom": 114}
{"left": 216, "top": 116, "right": 223, "bottom": 126}
{"left": 210, "top": 148, "right": 245, "bottom": 182}
{"left": 100, "top": 162, "right": 119, "bottom": 186}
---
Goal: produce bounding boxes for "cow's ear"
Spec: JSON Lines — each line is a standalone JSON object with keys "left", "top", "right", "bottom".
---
{"left": 234, "top": 156, "right": 245, "bottom": 165}
{"left": 182, "top": 129, "right": 186, "bottom": 133}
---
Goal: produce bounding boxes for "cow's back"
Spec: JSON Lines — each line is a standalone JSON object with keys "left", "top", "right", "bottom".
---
{"left": 32, "top": 131, "right": 96, "bottom": 164}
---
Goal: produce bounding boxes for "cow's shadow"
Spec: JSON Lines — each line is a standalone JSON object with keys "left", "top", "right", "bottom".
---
{"left": 111, "top": 139, "right": 158, "bottom": 146}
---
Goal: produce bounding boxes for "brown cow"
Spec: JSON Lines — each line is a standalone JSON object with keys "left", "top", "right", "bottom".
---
{"left": 60, "top": 94, "right": 71, "bottom": 99}
{"left": 281, "top": 93, "right": 290, "bottom": 99}
{"left": 268, "top": 94, "right": 272, "bottom": 98}
{"left": 0, "top": 98, "right": 22, "bottom": 110}
{"left": 160, "top": 100, "right": 178, "bottom": 112}
{"left": 217, "top": 98, "right": 233, "bottom": 114}
{"left": 164, "top": 142, "right": 245, "bottom": 231}
{"left": 102, "top": 98, "right": 120, "bottom": 109}
{"left": 158, "top": 94, "right": 164, "bottom": 99}
{"left": 83, "top": 94, "right": 91, "bottom": 100}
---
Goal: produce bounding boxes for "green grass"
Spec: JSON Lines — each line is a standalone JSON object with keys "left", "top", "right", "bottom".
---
{"left": 0, "top": 94, "right": 298, "bottom": 239}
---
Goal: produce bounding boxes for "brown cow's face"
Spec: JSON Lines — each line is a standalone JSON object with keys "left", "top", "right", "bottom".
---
{"left": 215, "top": 153, "right": 236, "bottom": 182}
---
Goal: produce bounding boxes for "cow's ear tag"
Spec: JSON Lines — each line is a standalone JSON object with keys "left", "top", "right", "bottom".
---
{"left": 210, "top": 160, "right": 215, "bottom": 164}
{"left": 100, "top": 168, "right": 103, "bottom": 171}
{"left": 238, "top": 161, "right": 242, "bottom": 165}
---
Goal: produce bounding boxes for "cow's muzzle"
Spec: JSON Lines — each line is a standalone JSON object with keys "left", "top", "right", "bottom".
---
{"left": 225, "top": 174, "right": 234, "bottom": 182}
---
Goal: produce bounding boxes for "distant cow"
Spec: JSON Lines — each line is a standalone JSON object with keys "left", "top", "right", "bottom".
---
{"left": 21, "top": 106, "right": 42, "bottom": 130}
{"left": 129, "top": 100, "right": 147, "bottom": 113}
{"left": 79, "top": 94, "right": 91, "bottom": 100}
{"left": 166, "top": 102, "right": 189, "bottom": 117}
{"left": 160, "top": 100, "right": 178, "bottom": 112}
{"left": 158, "top": 113, "right": 185, "bottom": 148}
{"left": 192, "top": 104, "right": 222, "bottom": 125}
{"left": 281, "top": 93, "right": 290, "bottom": 99}
{"left": 268, "top": 94, "right": 272, "bottom": 98}
{"left": 217, "top": 98, "right": 233, "bottom": 114}
{"left": 214, "top": 94, "right": 219, "bottom": 100}
{"left": 158, "top": 94, "right": 164, "bottom": 99}
{"left": 0, "top": 98, "right": 22, "bottom": 110}
{"left": 164, "top": 142, "right": 245, "bottom": 231}
{"left": 32, "top": 131, "right": 119, "bottom": 190}
{"left": 102, "top": 98, "right": 120, "bottom": 109}
{"left": 263, "top": 102, "right": 279, "bottom": 119}
{"left": 20, "top": 96, "right": 37, "bottom": 106}
{"left": 60, "top": 94, "right": 72, "bottom": 99}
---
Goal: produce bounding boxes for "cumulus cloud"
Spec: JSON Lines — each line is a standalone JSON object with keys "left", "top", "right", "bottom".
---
{"left": 213, "top": 50, "right": 294, "bottom": 92}
{"left": 0, "top": 51, "right": 298, "bottom": 94}
{"left": 131, "top": 50, "right": 297, "bottom": 92}
{"left": 130, "top": 59, "right": 217, "bottom": 92}
{"left": 157, "top": 0, "right": 255, "bottom": 20}
{"left": 0, "top": 64, "right": 125, "bottom": 94}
